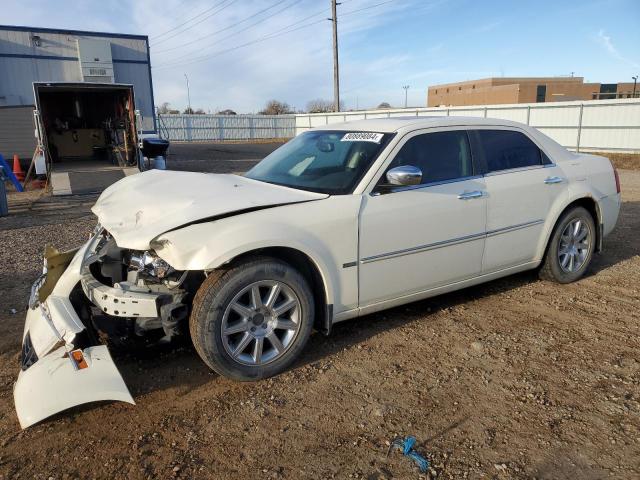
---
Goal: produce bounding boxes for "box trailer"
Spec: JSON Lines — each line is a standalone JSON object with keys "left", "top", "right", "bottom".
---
{"left": 33, "top": 82, "right": 144, "bottom": 195}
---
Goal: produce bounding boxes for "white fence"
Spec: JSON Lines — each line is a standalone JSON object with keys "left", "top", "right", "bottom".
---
{"left": 294, "top": 99, "right": 640, "bottom": 153}
{"left": 158, "top": 99, "right": 640, "bottom": 153}
{"left": 157, "top": 114, "right": 295, "bottom": 141}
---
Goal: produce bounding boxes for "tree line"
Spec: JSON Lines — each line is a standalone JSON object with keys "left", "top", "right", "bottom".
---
{"left": 157, "top": 99, "right": 395, "bottom": 115}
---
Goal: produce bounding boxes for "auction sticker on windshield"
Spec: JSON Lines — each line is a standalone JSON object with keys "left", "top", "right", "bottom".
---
{"left": 341, "top": 132, "right": 384, "bottom": 143}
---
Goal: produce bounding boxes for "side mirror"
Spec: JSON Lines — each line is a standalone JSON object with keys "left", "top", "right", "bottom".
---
{"left": 386, "top": 165, "right": 422, "bottom": 186}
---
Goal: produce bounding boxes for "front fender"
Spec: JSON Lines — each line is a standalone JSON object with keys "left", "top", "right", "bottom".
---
{"left": 157, "top": 221, "right": 337, "bottom": 301}
{"left": 152, "top": 197, "right": 363, "bottom": 314}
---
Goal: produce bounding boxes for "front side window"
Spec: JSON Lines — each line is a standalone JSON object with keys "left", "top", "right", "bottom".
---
{"left": 246, "top": 130, "right": 393, "bottom": 195}
{"left": 384, "top": 130, "right": 474, "bottom": 186}
{"left": 476, "top": 130, "right": 543, "bottom": 172}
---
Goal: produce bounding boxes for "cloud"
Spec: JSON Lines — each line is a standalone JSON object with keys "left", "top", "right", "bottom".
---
{"left": 596, "top": 29, "right": 639, "bottom": 69}
{"left": 0, "top": 0, "right": 444, "bottom": 111}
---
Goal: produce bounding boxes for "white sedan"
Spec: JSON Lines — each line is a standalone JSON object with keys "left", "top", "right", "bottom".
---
{"left": 15, "top": 117, "right": 621, "bottom": 428}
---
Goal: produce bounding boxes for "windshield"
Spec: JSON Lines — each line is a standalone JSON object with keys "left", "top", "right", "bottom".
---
{"left": 245, "top": 130, "right": 393, "bottom": 194}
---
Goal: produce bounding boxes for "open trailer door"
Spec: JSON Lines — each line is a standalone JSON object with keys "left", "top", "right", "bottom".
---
{"left": 33, "top": 82, "right": 140, "bottom": 195}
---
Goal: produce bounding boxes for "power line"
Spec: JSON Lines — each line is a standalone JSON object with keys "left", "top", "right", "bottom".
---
{"left": 151, "top": 0, "right": 238, "bottom": 45}
{"left": 154, "top": 18, "right": 326, "bottom": 69}
{"left": 153, "top": 0, "right": 397, "bottom": 69}
{"left": 153, "top": 0, "right": 289, "bottom": 55}
{"left": 156, "top": 0, "right": 306, "bottom": 62}
{"left": 155, "top": 1, "right": 327, "bottom": 68}
{"left": 341, "top": 0, "right": 396, "bottom": 16}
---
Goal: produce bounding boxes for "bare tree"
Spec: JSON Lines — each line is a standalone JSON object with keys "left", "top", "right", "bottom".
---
{"left": 306, "top": 99, "right": 334, "bottom": 113}
{"left": 306, "top": 99, "right": 346, "bottom": 113}
{"left": 157, "top": 102, "right": 172, "bottom": 114}
{"left": 260, "top": 100, "right": 292, "bottom": 115}
{"left": 377, "top": 102, "right": 392, "bottom": 109}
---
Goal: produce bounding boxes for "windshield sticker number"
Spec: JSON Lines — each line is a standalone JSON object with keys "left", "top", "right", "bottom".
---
{"left": 341, "top": 132, "right": 384, "bottom": 143}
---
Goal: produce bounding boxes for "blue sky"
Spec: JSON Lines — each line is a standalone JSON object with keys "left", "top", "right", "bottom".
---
{"left": 3, "top": 0, "right": 640, "bottom": 112}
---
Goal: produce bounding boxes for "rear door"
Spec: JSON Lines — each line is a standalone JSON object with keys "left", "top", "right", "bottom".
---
{"left": 471, "top": 128, "right": 565, "bottom": 273}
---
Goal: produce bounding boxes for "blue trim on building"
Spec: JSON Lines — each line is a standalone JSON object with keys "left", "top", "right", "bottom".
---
{"left": 0, "top": 53, "right": 76, "bottom": 61}
{"left": 145, "top": 37, "right": 157, "bottom": 133}
{"left": 0, "top": 53, "right": 148, "bottom": 64}
{"left": 0, "top": 24, "right": 148, "bottom": 40}
{"left": 113, "top": 58, "right": 149, "bottom": 65}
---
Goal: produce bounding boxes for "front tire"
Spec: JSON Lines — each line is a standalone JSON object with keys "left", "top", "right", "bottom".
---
{"left": 539, "top": 206, "right": 596, "bottom": 283}
{"left": 190, "top": 256, "right": 314, "bottom": 381}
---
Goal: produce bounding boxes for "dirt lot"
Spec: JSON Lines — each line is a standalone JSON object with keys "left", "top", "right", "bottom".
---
{"left": 165, "top": 141, "right": 284, "bottom": 174}
{"left": 0, "top": 167, "right": 639, "bottom": 479}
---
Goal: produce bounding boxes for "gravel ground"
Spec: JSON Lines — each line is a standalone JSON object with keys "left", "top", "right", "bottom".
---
{"left": 165, "top": 141, "right": 283, "bottom": 174}
{"left": 0, "top": 167, "right": 638, "bottom": 479}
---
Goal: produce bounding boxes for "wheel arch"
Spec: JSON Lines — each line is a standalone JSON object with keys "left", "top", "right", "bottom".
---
{"left": 226, "top": 246, "right": 333, "bottom": 335}
{"left": 540, "top": 195, "right": 602, "bottom": 263}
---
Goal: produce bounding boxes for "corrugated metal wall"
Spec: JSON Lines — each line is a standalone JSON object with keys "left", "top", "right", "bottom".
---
{"left": 0, "top": 26, "right": 155, "bottom": 132}
{"left": 295, "top": 99, "right": 640, "bottom": 153}
{"left": 0, "top": 106, "right": 36, "bottom": 159}
{"left": 158, "top": 114, "right": 296, "bottom": 141}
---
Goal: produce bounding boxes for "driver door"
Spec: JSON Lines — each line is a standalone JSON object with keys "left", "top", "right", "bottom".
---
{"left": 358, "top": 128, "right": 487, "bottom": 307}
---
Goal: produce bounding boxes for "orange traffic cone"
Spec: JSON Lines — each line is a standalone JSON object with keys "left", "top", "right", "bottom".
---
{"left": 12, "top": 154, "right": 24, "bottom": 182}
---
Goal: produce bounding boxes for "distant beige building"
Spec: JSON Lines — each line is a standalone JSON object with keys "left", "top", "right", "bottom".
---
{"left": 427, "top": 77, "right": 638, "bottom": 107}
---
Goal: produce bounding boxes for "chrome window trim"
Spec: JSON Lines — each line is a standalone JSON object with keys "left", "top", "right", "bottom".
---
{"left": 361, "top": 219, "right": 544, "bottom": 264}
{"left": 364, "top": 126, "right": 559, "bottom": 195}
{"left": 482, "top": 163, "right": 556, "bottom": 177}
{"left": 371, "top": 174, "right": 484, "bottom": 196}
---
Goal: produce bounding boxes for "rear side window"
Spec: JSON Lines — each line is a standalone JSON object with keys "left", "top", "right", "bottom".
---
{"left": 387, "top": 130, "right": 474, "bottom": 185}
{"left": 476, "top": 130, "right": 544, "bottom": 172}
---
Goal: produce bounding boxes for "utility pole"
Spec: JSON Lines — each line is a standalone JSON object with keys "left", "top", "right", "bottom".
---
{"left": 633, "top": 76, "right": 638, "bottom": 98}
{"left": 402, "top": 85, "right": 410, "bottom": 108}
{"left": 330, "top": 0, "right": 340, "bottom": 112}
{"left": 184, "top": 73, "right": 191, "bottom": 113}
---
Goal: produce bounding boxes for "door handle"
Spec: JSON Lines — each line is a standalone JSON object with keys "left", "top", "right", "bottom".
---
{"left": 457, "top": 190, "right": 485, "bottom": 200}
{"left": 544, "top": 176, "right": 564, "bottom": 184}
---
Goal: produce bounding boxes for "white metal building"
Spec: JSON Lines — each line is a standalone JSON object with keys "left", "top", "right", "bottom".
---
{"left": 0, "top": 25, "right": 156, "bottom": 161}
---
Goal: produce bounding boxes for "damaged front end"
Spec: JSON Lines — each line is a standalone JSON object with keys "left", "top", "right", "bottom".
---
{"left": 14, "top": 227, "right": 191, "bottom": 429}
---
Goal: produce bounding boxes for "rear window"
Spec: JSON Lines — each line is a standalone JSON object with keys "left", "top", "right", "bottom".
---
{"left": 476, "top": 130, "right": 544, "bottom": 172}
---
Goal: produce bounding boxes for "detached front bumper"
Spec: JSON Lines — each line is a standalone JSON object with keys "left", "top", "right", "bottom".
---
{"left": 13, "top": 235, "right": 141, "bottom": 429}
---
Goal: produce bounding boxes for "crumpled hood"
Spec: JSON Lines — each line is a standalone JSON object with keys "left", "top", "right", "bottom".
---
{"left": 92, "top": 170, "right": 327, "bottom": 250}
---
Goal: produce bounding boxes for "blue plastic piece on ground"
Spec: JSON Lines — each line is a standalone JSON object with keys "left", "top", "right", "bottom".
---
{"left": 391, "top": 436, "right": 430, "bottom": 473}
{"left": 0, "top": 154, "right": 24, "bottom": 192}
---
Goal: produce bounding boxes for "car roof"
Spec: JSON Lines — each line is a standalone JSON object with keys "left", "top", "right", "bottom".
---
{"left": 318, "top": 116, "right": 528, "bottom": 133}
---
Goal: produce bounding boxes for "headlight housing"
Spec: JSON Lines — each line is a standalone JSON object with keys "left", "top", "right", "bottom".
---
{"left": 128, "top": 251, "right": 172, "bottom": 279}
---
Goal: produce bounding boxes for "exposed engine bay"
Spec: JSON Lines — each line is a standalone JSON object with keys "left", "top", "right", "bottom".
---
{"left": 80, "top": 228, "right": 196, "bottom": 344}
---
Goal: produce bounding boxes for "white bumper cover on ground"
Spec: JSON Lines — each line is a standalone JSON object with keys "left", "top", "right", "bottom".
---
{"left": 14, "top": 345, "right": 134, "bottom": 429}
{"left": 13, "top": 237, "right": 135, "bottom": 429}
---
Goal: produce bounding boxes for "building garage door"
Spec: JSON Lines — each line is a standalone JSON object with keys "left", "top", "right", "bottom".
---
{"left": 0, "top": 105, "right": 36, "bottom": 161}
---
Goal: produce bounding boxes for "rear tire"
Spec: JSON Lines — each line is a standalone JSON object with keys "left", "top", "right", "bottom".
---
{"left": 190, "top": 256, "right": 314, "bottom": 381}
{"left": 539, "top": 206, "right": 596, "bottom": 283}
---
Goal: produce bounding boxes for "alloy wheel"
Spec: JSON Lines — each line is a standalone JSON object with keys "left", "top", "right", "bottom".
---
{"left": 221, "top": 280, "right": 302, "bottom": 366}
{"left": 557, "top": 219, "right": 591, "bottom": 273}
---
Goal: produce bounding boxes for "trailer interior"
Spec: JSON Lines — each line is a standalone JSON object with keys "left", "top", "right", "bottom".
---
{"left": 34, "top": 83, "right": 140, "bottom": 195}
